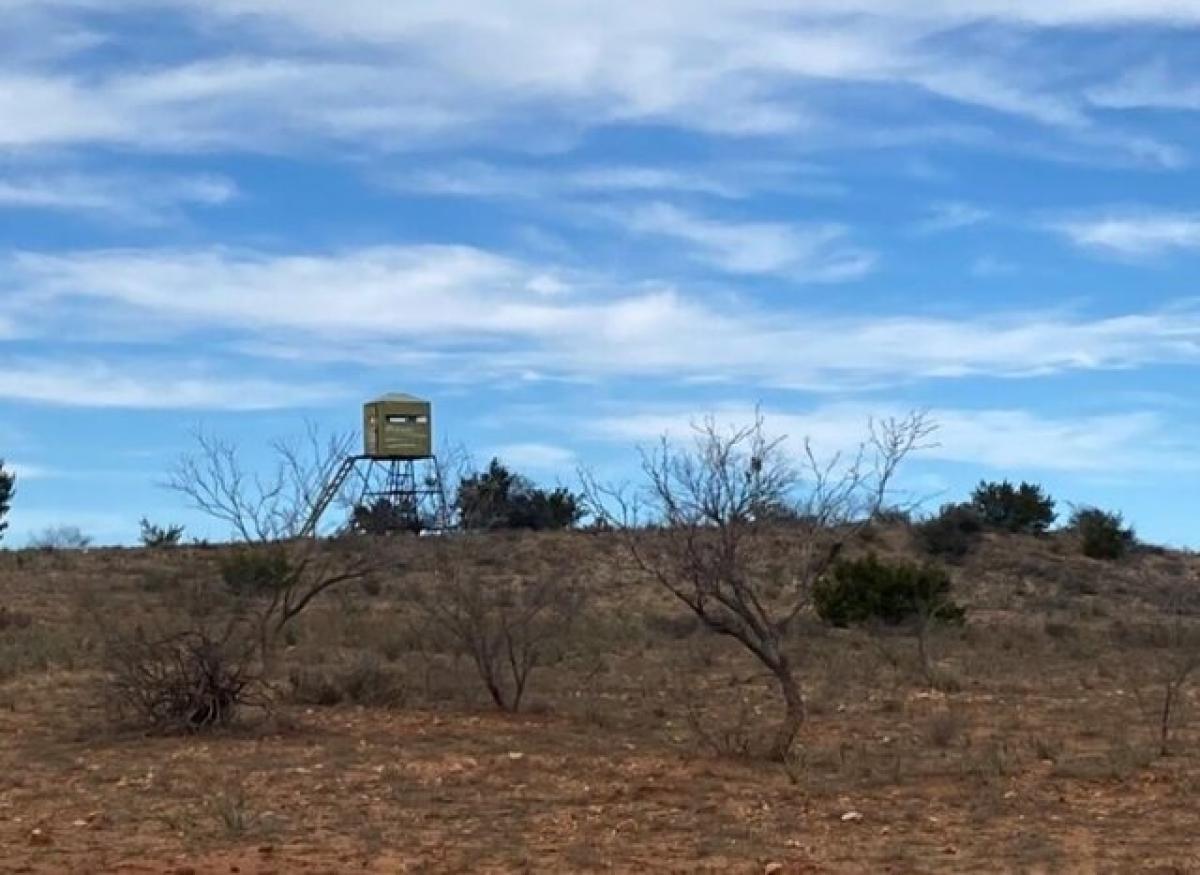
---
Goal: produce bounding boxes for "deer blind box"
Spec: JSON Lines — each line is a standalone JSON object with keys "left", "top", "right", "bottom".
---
{"left": 363, "top": 394, "right": 432, "bottom": 459}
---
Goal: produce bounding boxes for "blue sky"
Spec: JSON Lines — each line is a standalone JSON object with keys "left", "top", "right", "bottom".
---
{"left": 3, "top": 1, "right": 1200, "bottom": 546}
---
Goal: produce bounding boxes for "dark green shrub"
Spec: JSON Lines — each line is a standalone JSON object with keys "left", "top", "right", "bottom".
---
{"left": 0, "top": 460, "right": 13, "bottom": 543}
{"left": 351, "top": 498, "right": 421, "bottom": 535}
{"left": 916, "top": 502, "right": 984, "bottom": 560}
{"left": 971, "top": 480, "right": 1056, "bottom": 534}
{"left": 219, "top": 548, "right": 299, "bottom": 597}
{"left": 457, "top": 459, "right": 582, "bottom": 531}
{"left": 815, "top": 554, "right": 965, "bottom": 628}
{"left": 1070, "top": 507, "right": 1135, "bottom": 560}
{"left": 139, "top": 517, "right": 185, "bottom": 547}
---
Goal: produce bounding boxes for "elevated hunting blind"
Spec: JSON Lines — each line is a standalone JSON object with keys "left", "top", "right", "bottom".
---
{"left": 302, "top": 392, "right": 445, "bottom": 538}
{"left": 363, "top": 393, "right": 432, "bottom": 459}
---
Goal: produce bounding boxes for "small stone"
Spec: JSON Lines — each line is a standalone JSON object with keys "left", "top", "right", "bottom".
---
{"left": 28, "top": 828, "right": 51, "bottom": 847}
{"left": 841, "top": 810, "right": 864, "bottom": 823}
{"left": 765, "top": 863, "right": 785, "bottom": 875}
{"left": 507, "top": 751, "right": 525, "bottom": 761}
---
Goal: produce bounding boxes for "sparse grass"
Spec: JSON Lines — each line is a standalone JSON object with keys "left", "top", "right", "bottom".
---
{"left": 0, "top": 528, "right": 1198, "bottom": 872}
{"left": 287, "top": 653, "right": 406, "bottom": 708}
{"left": 207, "top": 780, "right": 258, "bottom": 837}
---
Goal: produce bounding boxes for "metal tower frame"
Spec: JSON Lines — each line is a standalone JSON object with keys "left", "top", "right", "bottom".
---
{"left": 299, "top": 454, "right": 448, "bottom": 538}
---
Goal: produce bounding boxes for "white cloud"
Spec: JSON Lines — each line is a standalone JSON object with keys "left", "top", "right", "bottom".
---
{"left": 1051, "top": 212, "right": 1200, "bottom": 257}
{"left": 385, "top": 161, "right": 840, "bottom": 201}
{"left": 623, "top": 203, "right": 876, "bottom": 280}
{"left": 0, "top": 1, "right": 1190, "bottom": 164}
{"left": 7, "top": 244, "right": 1200, "bottom": 391}
{"left": 0, "top": 359, "right": 340, "bottom": 409}
{"left": 4, "top": 462, "right": 57, "bottom": 480}
{"left": 0, "top": 60, "right": 478, "bottom": 153}
{"left": 488, "top": 442, "right": 577, "bottom": 471}
{"left": 1088, "top": 62, "right": 1200, "bottom": 111}
{"left": 6, "top": 245, "right": 577, "bottom": 337}
{"left": 591, "top": 403, "right": 1193, "bottom": 474}
{"left": 970, "top": 255, "right": 1017, "bottom": 277}
{"left": 0, "top": 172, "right": 236, "bottom": 221}
{"left": 916, "top": 202, "right": 991, "bottom": 234}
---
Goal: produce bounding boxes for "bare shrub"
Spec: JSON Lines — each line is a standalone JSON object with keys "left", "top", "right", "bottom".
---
{"left": 404, "top": 538, "right": 585, "bottom": 712}
{"left": 584, "top": 410, "right": 933, "bottom": 760}
{"left": 1127, "top": 586, "right": 1200, "bottom": 756}
{"left": 27, "top": 525, "right": 92, "bottom": 550}
{"left": 103, "top": 619, "right": 268, "bottom": 732}
{"left": 684, "top": 691, "right": 756, "bottom": 758}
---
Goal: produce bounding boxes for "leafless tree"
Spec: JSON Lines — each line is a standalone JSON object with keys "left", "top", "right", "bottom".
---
{"left": 1131, "top": 582, "right": 1200, "bottom": 757}
{"left": 163, "top": 423, "right": 375, "bottom": 666}
{"left": 583, "top": 409, "right": 934, "bottom": 760}
{"left": 166, "top": 422, "right": 354, "bottom": 542}
{"left": 218, "top": 545, "right": 372, "bottom": 663}
{"left": 404, "top": 539, "right": 586, "bottom": 712}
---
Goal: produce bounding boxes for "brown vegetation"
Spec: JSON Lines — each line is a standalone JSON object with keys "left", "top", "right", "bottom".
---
{"left": 2, "top": 527, "right": 1200, "bottom": 872}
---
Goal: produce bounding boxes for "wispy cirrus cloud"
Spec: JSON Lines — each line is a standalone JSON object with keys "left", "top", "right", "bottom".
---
{"left": 385, "top": 160, "right": 842, "bottom": 201}
{"left": 1050, "top": 211, "right": 1200, "bottom": 257}
{"left": 1088, "top": 62, "right": 1200, "bottom": 112}
{"left": 0, "top": 1, "right": 1191, "bottom": 166}
{"left": 0, "top": 358, "right": 340, "bottom": 410}
{"left": 487, "top": 442, "right": 577, "bottom": 472}
{"left": 591, "top": 403, "right": 1195, "bottom": 474}
{"left": 915, "top": 201, "right": 991, "bottom": 234}
{"left": 622, "top": 203, "right": 876, "bottom": 280}
{"left": 0, "top": 172, "right": 237, "bottom": 221}
{"left": 6, "top": 244, "right": 1200, "bottom": 393}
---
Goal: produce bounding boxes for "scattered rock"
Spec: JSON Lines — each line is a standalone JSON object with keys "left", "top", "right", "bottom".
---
{"left": 28, "top": 828, "right": 51, "bottom": 847}
{"left": 765, "top": 863, "right": 785, "bottom": 875}
{"left": 840, "top": 811, "right": 864, "bottom": 823}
